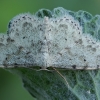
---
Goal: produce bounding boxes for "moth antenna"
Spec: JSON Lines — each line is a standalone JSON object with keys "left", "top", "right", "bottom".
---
{"left": 28, "top": 66, "right": 69, "bottom": 87}
{"left": 52, "top": 67, "right": 69, "bottom": 87}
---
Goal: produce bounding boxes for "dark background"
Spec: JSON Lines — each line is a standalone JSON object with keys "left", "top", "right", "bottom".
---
{"left": 0, "top": 0, "right": 100, "bottom": 100}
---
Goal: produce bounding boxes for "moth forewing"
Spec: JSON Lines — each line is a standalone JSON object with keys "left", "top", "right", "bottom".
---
{"left": 0, "top": 7, "right": 100, "bottom": 70}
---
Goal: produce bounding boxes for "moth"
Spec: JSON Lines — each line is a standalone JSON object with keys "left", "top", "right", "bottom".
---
{"left": 0, "top": 7, "right": 100, "bottom": 70}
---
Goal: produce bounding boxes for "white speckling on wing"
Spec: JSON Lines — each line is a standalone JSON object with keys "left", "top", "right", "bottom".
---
{"left": 0, "top": 13, "right": 100, "bottom": 69}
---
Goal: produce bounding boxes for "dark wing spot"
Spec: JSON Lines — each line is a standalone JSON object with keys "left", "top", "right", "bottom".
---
{"left": 72, "top": 65, "right": 76, "bottom": 69}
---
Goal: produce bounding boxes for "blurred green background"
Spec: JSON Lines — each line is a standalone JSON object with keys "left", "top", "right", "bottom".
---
{"left": 0, "top": 0, "right": 100, "bottom": 100}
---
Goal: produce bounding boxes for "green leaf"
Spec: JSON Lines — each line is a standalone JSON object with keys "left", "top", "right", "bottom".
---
{"left": 7, "top": 67, "right": 100, "bottom": 100}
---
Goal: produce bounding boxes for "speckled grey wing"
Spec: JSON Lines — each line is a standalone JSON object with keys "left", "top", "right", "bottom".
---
{"left": 0, "top": 14, "right": 46, "bottom": 67}
{"left": 47, "top": 16, "right": 100, "bottom": 69}
{"left": 1, "top": 8, "right": 100, "bottom": 69}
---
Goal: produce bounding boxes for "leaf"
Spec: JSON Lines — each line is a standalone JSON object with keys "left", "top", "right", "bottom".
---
{"left": 7, "top": 67, "right": 100, "bottom": 100}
